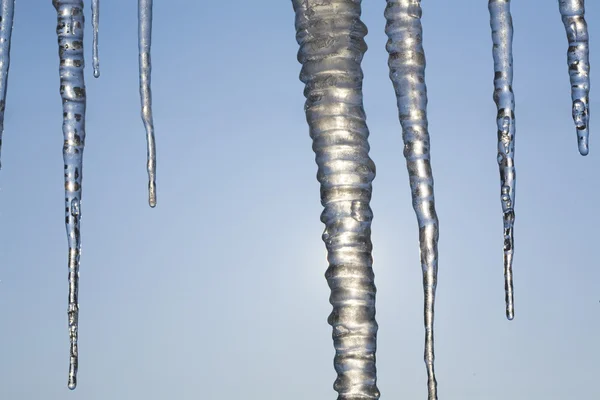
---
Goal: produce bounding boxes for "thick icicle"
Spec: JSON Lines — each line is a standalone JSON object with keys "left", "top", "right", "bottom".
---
{"left": 489, "top": 0, "right": 516, "bottom": 321}
{"left": 384, "top": 1, "right": 439, "bottom": 398}
{"left": 138, "top": 0, "right": 157, "bottom": 207}
{"left": 558, "top": 0, "right": 590, "bottom": 155}
{"left": 91, "top": 0, "right": 99, "bottom": 78}
{"left": 292, "top": 1, "right": 380, "bottom": 398}
{"left": 53, "top": 0, "right": 87, "bottom": 390}
{"left": 0, "top": 0, "right": 15, "bottom": 169}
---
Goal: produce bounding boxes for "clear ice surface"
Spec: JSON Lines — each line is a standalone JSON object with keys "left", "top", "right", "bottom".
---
{"left": 558, "top": 0, "right": 590, "bottom": 155}
{"left": 489, "top": 0, "right": 516, "bottom": 320}
{"left": 0, "top": 0, "right": 14, "bottom": 169}
{"left": 293, "top": 0, "right": 380, "bottom": 398}
{"left": 91, "top": 0, "right": 99, "bottom": 78}
{"left": 138, "top": 0, "right": 157, "bottom": 207}
{"left": 384, "top": 1, "right": 439, "bottom": 398}
{"left": 53, "top": 0, "right": 87, "bottom": 390}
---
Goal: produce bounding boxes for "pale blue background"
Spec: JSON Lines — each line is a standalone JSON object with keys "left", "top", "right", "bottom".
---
{"left": 0, "top": 1, "right": 599, "bottom": 399}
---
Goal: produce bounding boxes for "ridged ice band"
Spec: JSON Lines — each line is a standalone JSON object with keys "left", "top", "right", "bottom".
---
{"left": 138, "top": 0, "right": 157, "bottom": 207}
{"left": 91, "top": 0, "right": 99, "bottom": 78}
{"left": 558, "top": 0, "right": 590, "bottom": 155}
{"left": 384, "top": 1, "right": 439, "bottom": 399}
{"left": 489, "top": 0, "right": 516, "bottom": 321}
{"left": 52, "top": 0, "right": 87, "bottom": 390}
{"left": 292, "top": 0, "right": 380, "bottom": 398}
{"left": 0, "top": 0, "right": 14, "bottom": 169}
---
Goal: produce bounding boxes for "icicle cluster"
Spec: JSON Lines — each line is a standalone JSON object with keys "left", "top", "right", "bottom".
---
{"left": 53, "top": 0, "right": 87, "bottom": 389}
{"left": 291, "top": 0, "right": 592, "bottom": 399}
{"left": 384, "top": 1, "right": 439, "bottom": 398}
{"left": 292, "top": 0, "right": 380, "bottom": 398}
{"left": 558, "top": 0, "right": 590, "bottom": 155}
{"left": 489, "top": 0, "right": 516, "bottom": 320}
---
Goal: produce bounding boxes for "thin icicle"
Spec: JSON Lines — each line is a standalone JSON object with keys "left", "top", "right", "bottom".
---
{"left": 91, "top": 0, "right": 99, "bottom": 78}
{"left": 489, "top": 0, "right": 516, "bottom": 321}
{"left": 384, "top": 1, "right": 439, "bottom": 398}
{"left": 292, "top": 0, "right": 380, "bottom": 398}
{"left": 53, "top": 0, "right": 87, "bottom": 390}
{"left": 138, "top": 0, "right": 156, "bottom": 207}
{"left": 558, "top": 0, "right": 590, "bottom": 155}
{"left": 0, "top": 0, "right": 15, "bottom": 169}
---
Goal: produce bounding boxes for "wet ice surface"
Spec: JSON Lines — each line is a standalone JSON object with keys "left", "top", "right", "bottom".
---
{"left": 0, "top": 0, "right": 14, "bottom": 169}
{"left": 293, "top": 0, "right": 380, "bottom": 398}
{"left": 138, "top": 0, "right": 157, "bottom": 207}
{"left": 558, "top": 0, "right": 590, "bottom": 155}
{"left": 92, "top": 0, "right": 99, "bottom": 78}
{"left": 53, "top": 0, "right": 87, "bottom": 390}
{"left": 489, "top": 0, "right": 516, "bottom": 320}
{"left": 385, "top": 1, "right": 440, "bottom": 398}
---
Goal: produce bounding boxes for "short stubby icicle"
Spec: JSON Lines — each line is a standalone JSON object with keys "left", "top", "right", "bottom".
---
{"left": 558, "top": 0, "right": 590, "bottom": 155}
{"left": 292, "top": 0, "right": 380, "bottom": 398}
{"left": 53, "top": 0, "right": 87, "bottom": 390}
{"left": 138, "top": 0, "right": 157, "bottom": 207}
{"left": 489, "top": 0, "right": 517, "bottom": 320}
{"left": 0, "top": 0, "right": 15, "bottom": 169}
{"left": 384, "top": 1, "right": 440, "bottom": 399}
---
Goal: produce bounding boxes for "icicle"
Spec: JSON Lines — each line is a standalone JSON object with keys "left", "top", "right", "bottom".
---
{"left": 91, "top": 0, "right": 99, "bottom": 78}
{"left": 53, "top": 0, "right": 87, "bottom": 390}
{"left": 0, "top": 0, "right": 15, "bottom": 170}
{"left": 384, "top": 1, "right": 439, "bottom": 398}
{"left": 138, "top": 0, "right": 157, "bottom": 207}
{"left": 558, "top": 0, "right": 590, "bottom": 155}
{"left": 292, "top": 0, "right": 380, "bottom": 398}
{"left": 489, "top": 0, "right": 516, "bottom": 321}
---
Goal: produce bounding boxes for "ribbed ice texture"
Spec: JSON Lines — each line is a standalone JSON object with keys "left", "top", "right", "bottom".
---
{"left": 53, "top": 0, "right": 86, "bottom": 390}
{"left": 0, "top": 0, "right": 14, "bottom": 169}
{"left": 91, "top": 0, "right": 99, "bottom": 78}
{"left": 292, "top": 1, "right": 380, "bottom": 398}
{"left": 138, "top": 0, "right": 156, "bottom": 207}
{"left": 558, "top": 0, "right": 590, "bottom": 155}
{"left": 489, "top": 0, "right": 516, "bottom": 321}
{"left": 384, "top": 1, "right": 439, "bottom": 399}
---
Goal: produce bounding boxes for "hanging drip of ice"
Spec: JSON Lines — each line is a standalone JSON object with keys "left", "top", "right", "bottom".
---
{"left": 91, "top": 0, "right": 99, "bottom": 78}
{"left": 0, "top": 0, "right": 15, "bottom": 170}
{"left": 558, "top": 0, "right": 590, "bottom": 155}
{"left": 292, "top": 0, "right": 380, "bottom": 398}
{"left": 138, "top": 0, "right": 157, "bottom": 207}
{"left": 384, "top": 1, "right": 439, "bottom": 398}
{"left": 489, "top": 0, "right": 516, "bottom": 321}
{"left": 53, "top": 0, "right": 87, "bottom": 390}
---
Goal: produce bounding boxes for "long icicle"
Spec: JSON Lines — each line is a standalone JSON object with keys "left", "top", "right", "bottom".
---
{"left": 384, "top": 1, "right": 439, "bottom": 398}
{"left": 91, "top": 0, "right": 99, "bottom": 78}
{"left": 138, "top": 0, "right": 156, "bottom": 207}
{"left": 558, "top": 0, "right": 590, "bottom": 155}
{"left": 0, "top": 0, "right": 15, "bottom": 169}
{"left": 489, "top": 0, "right": 516, "bottom": 321}
{"left": 53, "top": 0, "right": 87, "bottom": 390}
{"left": 292, "top": 0, "right": 380, "bottom": 398}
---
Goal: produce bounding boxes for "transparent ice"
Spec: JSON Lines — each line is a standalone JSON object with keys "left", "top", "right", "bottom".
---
{"left": 489, "top": 0, "right": 516, "bottom": 320}
{"left": 0, "top": 0, "right": 14, "bottom": 170}
{"left": 91, "top": 0, "right": 99, "bottom": 78}
{"left": 138, "top": 0, "right": 157, "bottom": 207}
{"left": 384, "top": 1, "right": 439, "bottom": 398}
{"left": 53, "top": 0, "right": 87, "bottom": 390}
{"left": 559, "top": 0, "right": 590, "bottom": 155}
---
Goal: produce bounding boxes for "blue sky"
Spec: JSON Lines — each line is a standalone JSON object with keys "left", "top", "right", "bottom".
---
{"left": 0, "top": 1, "right": 599, "bottom": 399}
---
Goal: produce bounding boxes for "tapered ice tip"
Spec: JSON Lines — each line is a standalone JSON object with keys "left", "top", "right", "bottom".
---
{"left": 506, "top": 308, "right": 514, "bottom": 321}
{"left": 148, "top": 183, "right": 156, "bottom": 208}
{"left": 68, "top": 378, "right": 76, "bottom": 390}
{"left": 578, "top": 132, "right": 589, "bottom": 156}
{"left": 93, "top": 68, "right": 100, "bottom": 79}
